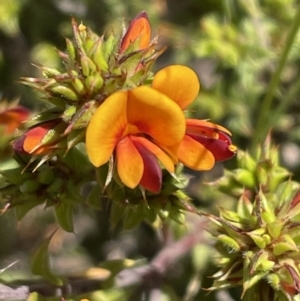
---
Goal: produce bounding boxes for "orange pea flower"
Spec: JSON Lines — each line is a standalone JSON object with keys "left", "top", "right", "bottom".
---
{"left": 0, "top": 106, "right": 29, "bottom": 134}
{"left": 120, "top": 11, "right": 151, "bottom": 53}
{"left": 13, "top": 119, "right": 65, "bottom": 155}
{"left": 86, "top": 86, "right": 186, "bottom": 193}
{"left": 152, "top": 65, "right": 236, "bottom": 171}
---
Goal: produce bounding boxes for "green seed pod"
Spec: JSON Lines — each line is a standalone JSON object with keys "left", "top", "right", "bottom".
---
{"left": 20, "top": 179, "right": 40, "bottom": 193}
{"left": 51, "top": 85, "right": 79, "bottom": 101}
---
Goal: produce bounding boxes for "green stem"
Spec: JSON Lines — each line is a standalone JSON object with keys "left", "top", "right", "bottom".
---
{"left": 251, "top": 3, "right": 300, "bottom": 152}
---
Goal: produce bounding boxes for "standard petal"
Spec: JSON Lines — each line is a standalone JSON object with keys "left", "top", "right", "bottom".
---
{"left": 86, "top": 91, "right": 128, "bottom": 167}
{"left": 133, "top": 140, "right": 162, "bottom": 193}
{"left": 152, "top": 65, "right": 200, "bottom": 109}
{"left": 186, "top": 119, "right": 232, "bottom": 136}
{"left": 189, "top": 133, "right": 236, "bottom": 161}
{"left": 116, "top": 136, "right": 143, "bottom": 188}
{"left": 178, "top": 135, "right": 215, "bottom": 170}
{"left": 127, "top": 86, "right": 186, "bottom": 148}
{"left": 131, "top": 135, "right": 175, "bottom": 173}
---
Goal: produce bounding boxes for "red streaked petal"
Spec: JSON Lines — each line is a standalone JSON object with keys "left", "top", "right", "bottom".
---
{"left": 152, "top": 65, "right": 200, "bottom": 109}
{"left": 127, "top": 86, "right": 186, "bottom": 148}
{"left": 189, "top": 133, "right": 236, "bottom": 161}
{"left": 116, "top": 136, "right": 143, "bottom": 189}
{"left": 186, "top": 119, "right": 232, "bottom": 136}
{"left": 120, "top": 11, "right": 151, "bottom": 52}
{"left": 133, "top": 139, "right": 162, "bottom": 193}
{"left": 86, "top": 91, "right": 128, "bottom": 167}
{"left": 178, "top": 135, "right": 215, "bottom": 170}
{"left": 130, "top": 135, "right": 175, "bottom": 173}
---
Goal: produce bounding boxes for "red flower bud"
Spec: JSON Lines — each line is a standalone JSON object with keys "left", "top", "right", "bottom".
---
{"left": 120, "top": 11, "right": 151, "bottom": 53}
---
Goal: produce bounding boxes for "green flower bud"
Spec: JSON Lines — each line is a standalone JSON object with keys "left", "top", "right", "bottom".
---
{"left": 233, "top": 168, "right": 256, "bottom": 188}
{"left": 47, "top": 178, "right": 64, "bottom": 194}
{"left": 51, "top": 85, "right": 79, "bottom": 101}
{"left": 267, "top": 220, "right": 284, "bottom": 239}
{"left": 66, "top": 38, "right": 76, "bottom": 62}
{"left": 20, "top": 179, "right": 40, "bottom": 193}
{"left": 91, "top": 37, "right": 109, "bottom": 71}
{"left": 273, "top": 234, "right": 298, "bottom": 256}
{"left": 37, "top": 167, "right": 55, "bottom": 185}
{"left": 71, "top": 77, "right": 86, "bottom": 94}
{"left": 80, "top": 55, "right": 97, "bottom": 77}
{"left": 218, "top": 234, "right": 240, "bottom": 252}
{"left": 85, "top": 73, "right": 104, "bottom": 94}
{"left": 267, "top": 273, "right": 281, "bottom": 290}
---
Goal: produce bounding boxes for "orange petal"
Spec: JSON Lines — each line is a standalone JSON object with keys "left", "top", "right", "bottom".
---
{"left": 86, "top": 91, "right": 128, "bottom": 167}
{"left": 116, "top": 136, "right": 143, "bottom": 188}
{"left": 152, "top": 65, "right": 200, "bottom": 109}
{"left": 0, "top": 107, "right": 30, "bottom": 134}
{"left": 23, "top": 120, "right": 59, "bottom": 153}
{"left": 186, "top": 119, "right": 232, "bottom": 136}
{"left": 178, "top": 135, "right": 215, "bottom": 170}
{"left": 130, "top": 136, "right": 175, "bottom": 173}
{"left": 127, "top": 86, "right": 186, "bottom": 148}
{"left": 120, "top": 11, "right": 151, "bottom": 52}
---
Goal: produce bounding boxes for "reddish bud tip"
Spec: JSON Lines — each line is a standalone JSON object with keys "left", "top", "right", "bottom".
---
{"left": 120, "top": 11, "right": 151, "bottom": 52}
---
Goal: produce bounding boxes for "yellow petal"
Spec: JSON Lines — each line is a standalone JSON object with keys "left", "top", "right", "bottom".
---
{"left": 131, "top": 136, "right": 175, "bottom": 173}
{"left": 116, "top": 136, "right": 143, "bottom": 188}
{"left": 127, "top": 86, "right": 186, "bottom": 147}
{"left": 152, "top": 65, "right": 200, "bottom": 109}
{"left": 178, "top": 135, "right": 215, "bottom": 170}
{"left": 86, "top": 91, "right": 128, "bottom": 167}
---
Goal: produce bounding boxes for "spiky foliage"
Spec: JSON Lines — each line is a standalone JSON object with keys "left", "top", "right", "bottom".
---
{"left": 207, "top": 141, "right": 300, "bottom": 301}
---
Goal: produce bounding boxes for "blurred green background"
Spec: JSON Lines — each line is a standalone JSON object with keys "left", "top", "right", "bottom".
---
{"left": 1, "top": 0, "right": 300, "bottom": 300}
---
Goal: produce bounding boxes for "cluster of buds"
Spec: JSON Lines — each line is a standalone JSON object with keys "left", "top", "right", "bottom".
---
{"left": 16, "top": 12, "right": 161, "bottom": 159}
{"left": 207, "top": 141, "right": 300, "bottom": 300}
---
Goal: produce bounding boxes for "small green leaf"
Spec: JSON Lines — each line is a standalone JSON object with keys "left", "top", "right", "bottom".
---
{"left": 55, "top": 199, "right": 74, "bottom": 232}
{"left": 30, "top": 234, "right": 64, "bottom": 286}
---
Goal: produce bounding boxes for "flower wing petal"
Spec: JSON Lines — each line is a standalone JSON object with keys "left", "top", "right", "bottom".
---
{"left": 86, "top": 91, "right": 128, "bottom": 167}
{"left": 189, "top": 133, "right": 236, "bottom": 161}
{"left": 152, "top": 65, "right": 200, "bottom": 109}
{"left": 186, "top": 119, "right": 232, "bottom": 136}
{"left": 131, "top": 136, "right": 175, "bottom": 173}
{"left": 178, "top": 135, "right": 215, "bottom": 170}
{"left": 127, "top": 86, "right": 186, "bottom": 148}
{"left": 116, "top": 136, "right": 143, "bottom": 188}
